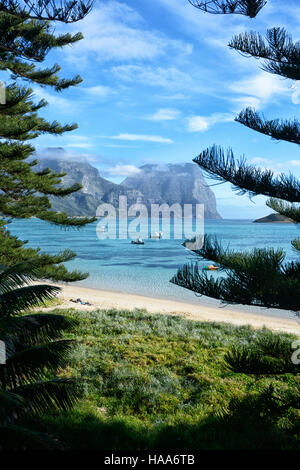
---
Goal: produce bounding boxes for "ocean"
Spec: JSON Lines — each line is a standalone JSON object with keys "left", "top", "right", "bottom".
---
{"left": 8, "top": 218, "right": 300, "bottom": 319}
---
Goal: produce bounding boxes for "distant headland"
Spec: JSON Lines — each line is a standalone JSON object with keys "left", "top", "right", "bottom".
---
{"left": 253, "top": 213, "right": 294, "bottom": 223}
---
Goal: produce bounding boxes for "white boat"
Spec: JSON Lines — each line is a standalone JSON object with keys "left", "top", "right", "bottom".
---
{"left": 150, "top": 231, "right": 162, "bottom": 239}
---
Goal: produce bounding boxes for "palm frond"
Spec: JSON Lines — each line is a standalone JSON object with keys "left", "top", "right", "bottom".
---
{"left": 0, "top": 389, "right": 26, "bottom": 421}
{"left": 1, "top": 313, "right": 76, "bottom": 345}
{"left": 0, "top": 260, "right": 42, "bottom": 294}
{"left": 15, "top": 378, "right": 80, "bottom": 414}
{"left": 0, "top": 284, "right": 60, "bottom": 317}
{"left": 0, "top": 340, "right": 74, "bottom": 389}
{"left": 0, "top": 424, "right": 63, "bottom": 450}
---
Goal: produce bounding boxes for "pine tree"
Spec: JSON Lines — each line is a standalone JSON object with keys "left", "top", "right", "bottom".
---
{"left": 172, "top": 0, "right": 300, "bottom": 423}
{"left": 0, "top": 1, "right": 94, "bottom": 450}
{"left": 172, "top": 1, "right": 300, "bottom": 316}
{"left": 0, "top": 1, "right": 95, "bottom": 282}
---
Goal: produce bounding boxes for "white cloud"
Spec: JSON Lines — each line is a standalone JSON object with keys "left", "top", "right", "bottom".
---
{"left": 64, "top": 135, "right": 95, "bottom": 149}
{"left": 231, "top": 96, "right": 261, "bottom": 110}
{"left": 147, "top": 108, "right": 181, "bottom": 121}
{"left": 187, "top": 113, "right": 233, "bottom": 132}
{"left": 101, "top": 144, "right": 140, "bottom": 149}
{"left": 65, "top": 2, "right": 192, "bottom": 64}
{"left": 250, "top": 157, "right": 284, "bottom": 175}
{"left": 156, "top": 0, "right": 245, "bottom": 47}
{"left": 84, "top": 85, "right": 116, "bottom": 98}
{"left": 249, "top": 158, "right": 300, "bottom": 178}
{"left": 109, "top": 133, "right": 173, "bottom": 143}
{"left": 104, "top": 164, "right": 141, "bottom": 177}
{"left": 36, "top": 147, "right": 98, "bottom": 163}
{"left": 288, "top": 160, "right": 300, "bottom": 167}
{"left": 111, "top": 65, "right": 191, "bottom": 91}
{"left": 229, "top": 72, "right": 290, "bottom": 109}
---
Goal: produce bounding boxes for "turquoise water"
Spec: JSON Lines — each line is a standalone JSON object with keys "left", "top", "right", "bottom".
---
{"left": 8, "top": 218, "right": 300, "bottom": 319}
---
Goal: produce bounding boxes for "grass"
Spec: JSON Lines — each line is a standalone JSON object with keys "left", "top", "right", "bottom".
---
{"left": 40, "top": 308, "right": 300, "bottom": 450}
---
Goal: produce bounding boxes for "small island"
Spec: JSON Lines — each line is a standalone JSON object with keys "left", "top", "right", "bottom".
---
{"left": 254, "top": 213, "right": 294, "bottom": 223}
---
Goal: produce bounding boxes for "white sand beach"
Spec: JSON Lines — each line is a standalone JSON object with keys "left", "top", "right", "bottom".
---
{"left": 44, "top": 283, "right": 300, "bottom": 335}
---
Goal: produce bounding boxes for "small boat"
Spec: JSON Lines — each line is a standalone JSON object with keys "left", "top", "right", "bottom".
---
{"left": 131, "top": 238, "right": 145, "bottom": 245}
{"left": 150, "top": 231, "right": 163, "bottom": 239}
{"left": 202, "top": 265, "right": 219, "bottom": 271}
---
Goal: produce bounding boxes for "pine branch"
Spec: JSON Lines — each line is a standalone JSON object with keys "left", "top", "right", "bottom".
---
{"left": 0, "top": 0, "right": 94, "bottom": 23}
{"left": 171, "top": 235, "right": 300, "bottom": 312}
{"left": 0, "top": 13, "right": 84, "bottom": 62}
{"left": 229, "top": 28, "right": 300, "bottom": 80}
{"left": 193, "top": 145, "right": 300, "bottom": 202}
{"left": 292, "top": 239, "right": 300, "bottom": 252}
{"left": 267, "top": 198, "right": 300, "bottom": 223}
{"left": 236, "top": 108, "right": 300, "bottom": 145}
{"left": 188, "top": 0, "right": 266, "bottom": 18}
{"left": 0, "top": 233, "right": 90, "bottom": 282}
{"left": 171, "top": 261, "right": 300, "bottom": 311}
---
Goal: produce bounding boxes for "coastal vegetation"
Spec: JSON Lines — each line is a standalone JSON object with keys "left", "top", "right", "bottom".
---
{"left": 0, "top": 0, "right": 299, "bottom": 451}
{"left": 39, "top": 307, "right": 299, "bottom": 450}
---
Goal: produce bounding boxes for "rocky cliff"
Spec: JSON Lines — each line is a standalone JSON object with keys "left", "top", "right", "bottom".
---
{"left": 35, "top": 154, "right": 221, "bottom": 219}
{"left": 121, "top": 163, "right": 221, "bottom": 219}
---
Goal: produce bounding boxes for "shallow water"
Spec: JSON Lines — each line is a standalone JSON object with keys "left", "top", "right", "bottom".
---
{"left": 8, "top": 218, "right": 300, "bottom": 320}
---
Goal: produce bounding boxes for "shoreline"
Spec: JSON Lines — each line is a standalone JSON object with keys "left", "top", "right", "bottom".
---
{"left": 44, "top": 282, "right": 300, "bottom": 335}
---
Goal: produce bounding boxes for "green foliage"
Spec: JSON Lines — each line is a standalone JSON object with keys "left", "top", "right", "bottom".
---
{"left": 0, "top": 0, "right": 94, "bottom": 23}
{"left": 171, "top": 235, "right": 300, "bottom": 311}
{"left": 188, "top": 1, "right": 266, "bottom": 18}
{"left": 0, "top": 217, "right": 89, "bottom": 282}
{"left": 224, "top": 331, "right": 299, "bottom": 374}
{"left": 267, "top": 198, "right": 300, "bottom": 223}
{"left": 40, "top": 308, "right": 299, "bottom": 450}
{"left": 236, "top": 107, "right": 300, "bottom": 145}
{"left": 229, "top": 27, "right": 300, "bottom": 80}
{"left": 0, "top": 263, "right": 79, "bottom": 450}
{"left": 0, "top": 2, "right": 95, "bottom": 282}
{"left": 193, "top": 145, "right": 300, "bottom": 202}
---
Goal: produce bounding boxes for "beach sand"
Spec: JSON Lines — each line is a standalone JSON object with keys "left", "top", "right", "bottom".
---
{"left": 43, "top": 283, "right": 300, "bottom": 335}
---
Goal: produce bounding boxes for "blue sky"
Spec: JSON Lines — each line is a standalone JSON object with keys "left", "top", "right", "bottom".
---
{"left": 8, "top": 0, "right": 300, "bottom": 218}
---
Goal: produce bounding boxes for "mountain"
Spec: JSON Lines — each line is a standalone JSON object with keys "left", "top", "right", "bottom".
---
{"left": 34, "top": 154, "right": 221, "bottom": 219}
{"left": 121, "top": 163, "right": 221, "bottom": 219}
{"left": 254, "top": 213, "right": 294, "bottom": 223}
{"left": 34, "top": 154, "right": 142, "bottom": 216}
